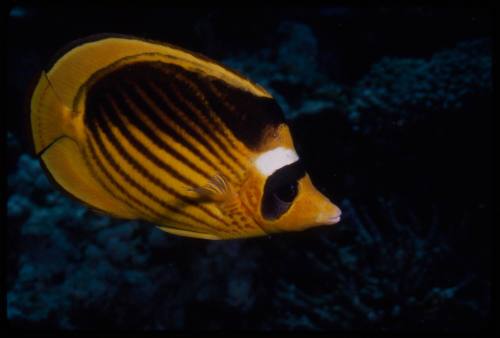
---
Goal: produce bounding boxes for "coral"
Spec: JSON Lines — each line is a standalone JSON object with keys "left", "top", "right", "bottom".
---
{"left": 6, "top": 150, "right": 263, "bottom": 329}
{"left": 348, "top": 38, "right": 492, "bottom": 134}
{"left": 270, "top": 198, "right": 489, "bottom": 330}
{"left": 7, "top": 14, "right": 491, "bottom": 330}
{"left": 222, "top": 21, "right": 344, "bottom": 119}
{"left": 223, "top": 27, "right": 492, "bottom": 131}
{"left": 7, "top": 94, "right": 491, "bottom": 330}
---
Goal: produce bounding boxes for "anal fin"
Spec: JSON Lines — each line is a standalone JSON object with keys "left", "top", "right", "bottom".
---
{"left": 157, "top": 226, "right": 221, "bottom": 240}
{"left": 41, "top": 136, "right": 137, "bottom": 219}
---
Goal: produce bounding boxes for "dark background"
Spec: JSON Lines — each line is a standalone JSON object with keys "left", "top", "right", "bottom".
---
{"left": 6, "top": 5, "right": 493, "bottom": 331}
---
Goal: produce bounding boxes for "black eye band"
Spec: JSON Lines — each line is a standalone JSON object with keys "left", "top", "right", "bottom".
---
{"left": 263, "top": 160, "right": 305, "bottom": 191}
{"left": 261, "top": 160, "right": 306, "bottom": 220}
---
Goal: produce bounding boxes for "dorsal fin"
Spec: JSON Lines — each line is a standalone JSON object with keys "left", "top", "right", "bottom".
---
{"left": 43, "top": 33, "right": 272, "bottom": 113}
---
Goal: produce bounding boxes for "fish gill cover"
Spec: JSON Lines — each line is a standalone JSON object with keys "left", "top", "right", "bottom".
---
{"left": 6, "top": 6, "right": 493, "bottom": 331}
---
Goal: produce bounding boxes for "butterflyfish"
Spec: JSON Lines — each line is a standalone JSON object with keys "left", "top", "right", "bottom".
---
{"left": 29, "top": 34, "right": 342, "bottom": 240}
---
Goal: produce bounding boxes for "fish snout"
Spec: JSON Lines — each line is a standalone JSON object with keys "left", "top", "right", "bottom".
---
{"left": 324, "top": 211, "right": 342, "bottom": 225}
{"left": 316, "top": 201, "right": 342, "bottom": 225}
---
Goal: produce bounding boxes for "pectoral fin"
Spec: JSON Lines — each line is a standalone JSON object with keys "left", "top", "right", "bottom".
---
{"left": 188, "top": 174, "right": 233, "bottom": 203}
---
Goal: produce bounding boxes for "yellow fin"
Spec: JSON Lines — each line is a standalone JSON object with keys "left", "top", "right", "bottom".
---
{"left": 157, "top": 226, "right": 221, "bottom": 240}
{"left": 30, "top": 71, "right": 72, "bottom": 154}
{"left": 189, "top": 174, "right": 232, "bottom": 203}
{"left": 40, "top": 136, "right": 137, "bottom": 219}
{"left": 43, "top": 34, "right": 271, "bottom": 115}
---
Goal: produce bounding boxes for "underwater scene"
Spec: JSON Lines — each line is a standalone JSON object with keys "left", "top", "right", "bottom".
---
{"left": 7, "top": 6, "right": 492, "bottom": 331}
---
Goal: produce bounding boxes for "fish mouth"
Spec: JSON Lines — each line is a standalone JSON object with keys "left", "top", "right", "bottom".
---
{"left": 325, "top": 213, "right": 342, "bottom": 225}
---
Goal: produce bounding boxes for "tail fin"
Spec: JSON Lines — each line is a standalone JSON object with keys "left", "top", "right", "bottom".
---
{"left": 30, "top": 71, "right": 72, "bottom": 155}
{"left": 28, "top": 46, "right": 137, "bottom": 220}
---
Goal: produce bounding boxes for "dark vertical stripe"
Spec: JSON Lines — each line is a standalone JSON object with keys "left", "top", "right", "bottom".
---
{"left": 89, "top": 116, "right": 228, "bottom": 233}
{"left": 154, "top": 66, "right": 247, "bottom": 172}
{"left": 85, "top": 133, "right": 161, "bottom": 220}
{"left": 82, "top": 140, "right": 136, "bottom": 214}
{"left": 179, "top": 66, "right": 285, "bottom": 150}
{"left": 144, "top": 80, "right": 243, "bottom": 181}
{"left": 123, "top": 80, "right": 233, "bottom": 181}
{"left": 205, "top": 79, "right": 239, "bottom": 119}
{"left": 92, "top": 102, "right": 232, "bottom": 229}
{"left": 175, "top": 72, "right": 242, "bottom": 151}
{"left": 86, "top": 133, "right": 213, "bottom": 232}
{"left": 106, "top": 90, "right": 210, "bottom": 184}
{"left": 169, "top": 77, "right": 247, "bottom": 172}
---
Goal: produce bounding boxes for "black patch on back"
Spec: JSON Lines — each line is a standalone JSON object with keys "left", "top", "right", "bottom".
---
{"left": 181, "top": 70, "right": 285, "bottom": 149}
{"left": 84, "top": 61, "right": 285, "bottom": 150}
{"left": 261, "top": 160, "right": 306, "bottom": 220}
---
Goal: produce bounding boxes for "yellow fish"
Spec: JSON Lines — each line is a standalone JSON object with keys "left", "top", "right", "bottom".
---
{"left": 29, "top": 34, "right": 341, "bottom": 240}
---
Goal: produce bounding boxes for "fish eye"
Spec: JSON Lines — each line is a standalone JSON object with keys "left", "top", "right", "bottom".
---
{"left": 261, "top": 161, "right": 305, "bottom": 220}
{"left": 274, "top": 181, "right": 298, "bottom": 203}
{"left": 261, "top": 180, "right": 298, "bottom": 221}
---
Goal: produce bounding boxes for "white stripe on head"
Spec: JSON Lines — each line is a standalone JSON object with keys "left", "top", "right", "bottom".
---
{"left": 254, "top": 147, "right": 299, "bottom": 177}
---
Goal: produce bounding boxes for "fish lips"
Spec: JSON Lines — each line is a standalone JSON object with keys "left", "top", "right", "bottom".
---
{"left": 324, "top": 212, "right": 342, "bottom": 225}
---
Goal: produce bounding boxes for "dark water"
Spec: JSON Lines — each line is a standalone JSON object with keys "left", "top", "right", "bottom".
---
{"left": 6, "top": 6, "right": 493, "bottom": 331}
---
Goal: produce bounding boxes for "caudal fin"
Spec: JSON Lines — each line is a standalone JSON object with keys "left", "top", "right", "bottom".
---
{"left": 28, "top": 46, "right": 137, "bottom": 220}
{"left": 30, "top": 71, "right": 71, "bottom": 155}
